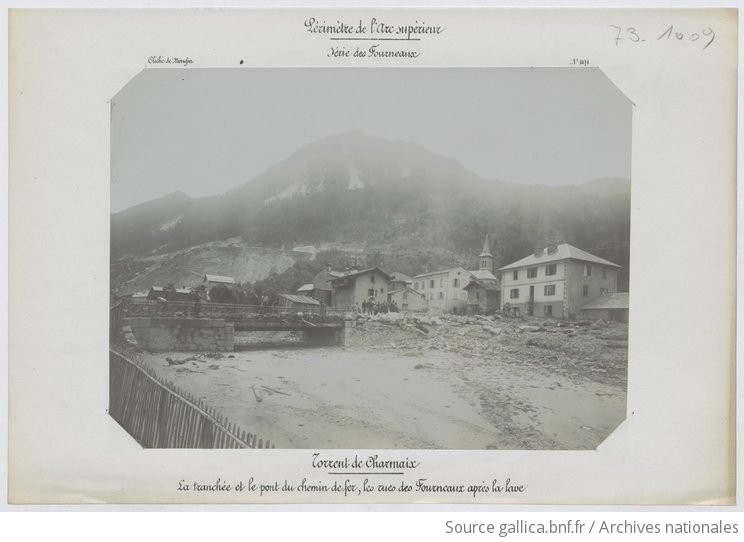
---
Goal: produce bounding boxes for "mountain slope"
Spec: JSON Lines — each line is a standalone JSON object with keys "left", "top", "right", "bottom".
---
{"left": 112, "top": 132, "right": 491, "bottom": 257}
{"left": 111, "top": 132, "right": 631, "bottom": 290}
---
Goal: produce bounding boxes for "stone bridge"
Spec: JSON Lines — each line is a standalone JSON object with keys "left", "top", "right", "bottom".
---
{"left": 122, "top": 316, "right": 345, "bottom": 352}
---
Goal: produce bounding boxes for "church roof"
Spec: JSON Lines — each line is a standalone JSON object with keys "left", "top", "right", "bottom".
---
{"left": 479, "top": 234, "right": 493, "bottom": 258}
{"left": 470, "top": 269, "right": 498, "bottom": 281}
{"left": 464, "top": 279, "right": 501, "bottom": 291}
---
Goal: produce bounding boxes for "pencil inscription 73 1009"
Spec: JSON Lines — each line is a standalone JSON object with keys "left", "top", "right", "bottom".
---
{"left": 609, "top": 24, "right": 715, "bottom": 50}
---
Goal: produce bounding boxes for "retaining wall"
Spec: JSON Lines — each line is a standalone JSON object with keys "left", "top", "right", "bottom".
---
{"left": 124, "top": 317, "right": 234, "bottom": 351}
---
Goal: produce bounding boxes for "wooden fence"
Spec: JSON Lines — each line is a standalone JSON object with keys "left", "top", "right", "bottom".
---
{"left": 109, "top": 349, "right": 275, "bottom": 449}
{"left": 110, "top": 301, "right": 125, "bottom": 342}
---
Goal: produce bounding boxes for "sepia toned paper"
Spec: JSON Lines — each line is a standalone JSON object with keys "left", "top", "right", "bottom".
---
{"left": 7, "top": 7, "right": 738, "bottom": 505}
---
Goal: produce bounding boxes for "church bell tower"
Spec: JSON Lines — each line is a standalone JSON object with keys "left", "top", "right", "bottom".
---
{"left": 479, "top": 234, "right": 494, "bottom": 273}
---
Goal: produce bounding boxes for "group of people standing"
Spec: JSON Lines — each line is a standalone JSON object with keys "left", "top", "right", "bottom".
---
{"left": 357, "top": 299, "right": 399, "bottom": 315}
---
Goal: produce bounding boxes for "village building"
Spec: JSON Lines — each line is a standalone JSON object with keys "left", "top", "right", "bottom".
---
{"left": 499, "top": 243, "right": 621, "bottom": 319}
{"left": 387, "top": 271, "right": 413, "bottom": 292}
{"left": 203, "top": 274, "right": 235, "bottom": 289}
{"left": 464, "top": 234, "right": 501, "bottom": 314}
{"left": 580, "top": 292, "right": 629, "bottom": 323}
{"left": 146, "top": 286, "right": 196, "bottom": 302}
{"left": 330, "top": 268, "right": 391, "bottom": 310}
{"left": 202, "top": 274, "right": 237, "bottom": 301}
{"left": 312, "top": 265, "right": 347, "bottom": 305}
{"left": 412, "top": 267, "right": 471, "bottom": 313}
{"left": 277, "top": 293, "right": 321, "bottom": 312}
{"left": 464, "top": 280, "right": 501, "bottom": 314}
{"left": 146, "top": 286, "right": 167, "bottom": 301}
{"left": 171, "top": 287, "right": 197, "bottom": 302}
{"left": 296, "top": 283, "right": 315, "bottom": 297}
{"left": 387, "top": 286, "right": 427, "bottom": 312}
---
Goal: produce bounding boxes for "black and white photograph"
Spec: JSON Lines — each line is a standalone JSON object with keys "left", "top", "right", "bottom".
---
{"left": 7, "top": 4, "right": 737, "bottom": 510}
{"left": 109, "top": 67, "right": 632, "bottom": 450}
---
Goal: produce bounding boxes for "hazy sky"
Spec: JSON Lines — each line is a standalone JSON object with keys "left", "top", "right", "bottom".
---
{"left": 111, "top": 68, "right": 631, "bottom": 212}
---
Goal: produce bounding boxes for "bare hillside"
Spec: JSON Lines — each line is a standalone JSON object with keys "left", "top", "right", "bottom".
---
{"left": 112, "top": 239, "right": 297, "bottom": 295}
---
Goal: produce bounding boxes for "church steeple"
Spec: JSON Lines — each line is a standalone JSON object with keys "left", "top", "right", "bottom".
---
{"left": 478, "top": 234, "right": 493, "bottom": 273}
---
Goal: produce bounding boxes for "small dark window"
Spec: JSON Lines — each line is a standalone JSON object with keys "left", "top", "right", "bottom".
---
{"left": 545, "top": 264, "right": 557, "bottom": 276}
{"left": 527, "top": 267, "right": 537, "bottom": 278}
{"left": 544, "top": 285, "right": 556, "bottom": 296}
{"left": 583, "top": 285, "right": 589, "bottom": 297}
{"left": 510, "top": 288, "right": 519, "bottom": 299}
{"left": 430, "top": 280, "right": 435, "bottom": 288}
{"left": 513, "top": 270, "right": 518, "bottom": 280}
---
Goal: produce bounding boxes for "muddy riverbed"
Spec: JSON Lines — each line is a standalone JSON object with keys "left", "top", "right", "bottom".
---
{"left": 138, "top": 316, "right": 627, "bottom": 449}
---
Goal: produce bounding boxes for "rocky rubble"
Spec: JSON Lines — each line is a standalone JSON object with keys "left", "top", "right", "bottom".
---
{"left": 344, "top": 314, "right": 628, "bottom": 388}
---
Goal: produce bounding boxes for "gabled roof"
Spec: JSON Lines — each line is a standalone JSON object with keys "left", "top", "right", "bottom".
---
{"left": 278, "top": 294, "right": 320, "bottom": 306}
{"left": 150, "top": 286, "right": 166, "bottom": 292}
{"left": 389, "top": 272, "right": 413, "bottom": 283}
{"left": 464, "top": 279, "right": 501, "bottom": 291}
{"left": 331, "top": 267, "right": 392, "bottom": 283}
{"left": 469, "top": 269, "right": 498, "bottom": 281}
{"left": 581, "top": 292, "right": 629, "bottom": 310}
{"left": 498, "top": 243, "right": 621, "bottom": 271}
{"left": 297, "top": 283, "right": 315, "bottom": 292}
{"left": 204, "top": 274, "right": 236, "bottom": 284}
{"left": 413, "top": 266, "right": 470, "bottom": 279}
{"left": 388, "top": 286, "right": 426, "bottom": 297}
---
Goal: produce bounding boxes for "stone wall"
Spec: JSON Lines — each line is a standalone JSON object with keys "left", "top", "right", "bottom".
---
{"left": 124, "top": 317, "right": 234, "bottom": 351}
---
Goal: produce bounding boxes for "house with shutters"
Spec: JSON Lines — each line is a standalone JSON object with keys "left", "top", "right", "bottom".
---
{"left": 412, "top": 267, "right": 471, "bottom": 313}
{"left": 499, "top": 243, "right": 621, "bottom": 319}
